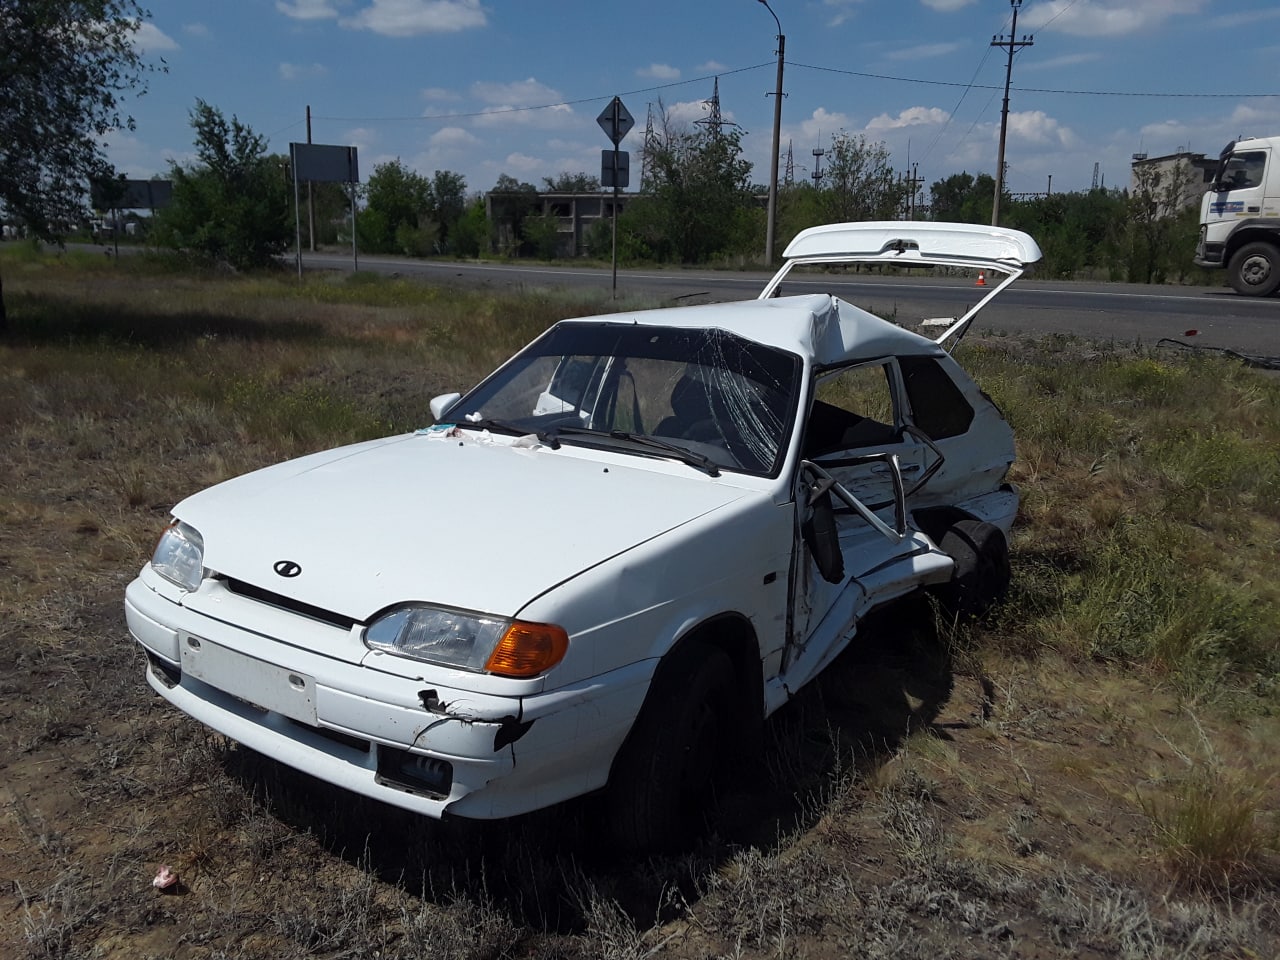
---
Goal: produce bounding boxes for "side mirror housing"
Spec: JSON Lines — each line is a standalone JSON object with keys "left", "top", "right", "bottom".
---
{"left": 429, "top": 392, "right": 461, "bottom": 421}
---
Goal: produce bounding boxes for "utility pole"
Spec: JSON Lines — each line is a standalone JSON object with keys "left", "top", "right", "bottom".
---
{"left": 905, "top": 163, "right": 924, "bottom": 220}
{"left": 759, "top": 0, "right": 784, "bottom": 266}
{"left": 306, "top": 105, "right": 315, "bottom": 251}
{"left": 991, "top": 0, "right": 1032, "bottom": 226}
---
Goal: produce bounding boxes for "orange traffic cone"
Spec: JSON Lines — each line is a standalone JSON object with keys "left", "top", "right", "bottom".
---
{"left": 975, "top": 271, "right": 986, "bottom": 287}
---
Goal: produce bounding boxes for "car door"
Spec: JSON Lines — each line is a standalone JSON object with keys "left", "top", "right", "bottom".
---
{"left": 784, "top": 359, "right": 942, "bottom": 679}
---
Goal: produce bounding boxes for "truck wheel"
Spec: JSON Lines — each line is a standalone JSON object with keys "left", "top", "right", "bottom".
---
{"left": 1228, "top": 242, "right": 1280, "bottom": 297}
{"left": 605, "top": 644, "right": 735, "bottom": 853}
{"left": 936, "top": 519, "right": 1010, "bottom": 619}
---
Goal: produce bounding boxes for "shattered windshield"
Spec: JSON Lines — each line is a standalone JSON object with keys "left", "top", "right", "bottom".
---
{"left": 443, "top": 322, "right": 801, "bottom": 476}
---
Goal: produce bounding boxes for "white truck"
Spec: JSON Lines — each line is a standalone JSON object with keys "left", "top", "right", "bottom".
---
{"left": 1195, "top": 136, "right": 1280, "bottom": 296}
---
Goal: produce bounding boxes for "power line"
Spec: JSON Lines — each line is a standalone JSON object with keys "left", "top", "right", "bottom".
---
{"left": 309, "top": 57, "right": 1279, "bottom": 131}
{"left": 313, "top": 62, "right": 773, "bottom": 125}
{"left": 789, "top": 61, "right": 1280, "bottom": 99}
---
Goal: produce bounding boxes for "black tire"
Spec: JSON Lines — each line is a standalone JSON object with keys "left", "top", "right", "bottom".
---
{"left": 935, "top": 519, "right": 1010, "bottom": 619}
{"left": 1228, "top": 242, "right": 1280, "bottom": 297}
{"left": 605, "top": 644, "right": 736, "bottom": 853}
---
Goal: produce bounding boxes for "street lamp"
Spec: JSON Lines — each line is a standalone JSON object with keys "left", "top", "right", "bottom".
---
{"left": 759, "top": 0, "right": 784, "bottom": 265}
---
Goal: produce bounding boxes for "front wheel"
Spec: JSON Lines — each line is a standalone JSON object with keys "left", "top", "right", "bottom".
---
{"left": 605, "top": 644, "right": 736, "bottom": 853}
{"left": 1228, "top": 241, "right": 1280, "bottom": 297}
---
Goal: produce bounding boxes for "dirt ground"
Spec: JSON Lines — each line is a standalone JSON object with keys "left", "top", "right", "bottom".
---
{"left": 3, "top": 541, "right": 1277, "bottom": 958}
{"left": 1, "top": 276, "right": 1277, "bottom": 957}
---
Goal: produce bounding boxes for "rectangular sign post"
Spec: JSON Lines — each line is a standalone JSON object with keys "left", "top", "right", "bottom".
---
{"left": 290, "top": 141, "right": 360, "bottom": 280}
{"left": 597, "top": 97, "right": 634, "bottom": 299}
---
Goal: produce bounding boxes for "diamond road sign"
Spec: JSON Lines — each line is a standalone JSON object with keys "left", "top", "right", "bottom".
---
{"left": 597, "top": 97, "right": 634, "bottom": 146}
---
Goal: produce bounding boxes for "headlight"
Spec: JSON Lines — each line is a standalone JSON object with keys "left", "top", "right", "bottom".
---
{"left": 364, "top": 605, "right": 568, "bottom": 678}
{"left": 151, "top": 521, "right": 205, "bottom": 592}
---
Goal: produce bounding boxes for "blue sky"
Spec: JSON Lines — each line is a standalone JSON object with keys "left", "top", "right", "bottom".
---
{"left": 111, "top": 0, "right": 1280, "bottom": 201}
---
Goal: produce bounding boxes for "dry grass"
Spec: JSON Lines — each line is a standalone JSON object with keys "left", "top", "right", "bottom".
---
{"left": 1, "top": 248, "right": 1278, "bottom": 958}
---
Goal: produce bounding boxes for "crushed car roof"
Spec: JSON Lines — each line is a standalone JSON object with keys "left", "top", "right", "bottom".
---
{"left": 560, "top": 293, "right": 944, "bottom": 367}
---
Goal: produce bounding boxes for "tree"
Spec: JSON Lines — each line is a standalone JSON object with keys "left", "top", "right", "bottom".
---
{"left": 821, "top": 134, "right": 905, "bottom": 224}
{"left": 488, "top": 174, "right": 540, "bottom": 256}
{"left": 1125, "top": 159, "right": 1199, "bottom": 284}
{"left": 1002, "top": 188, "right": 1127, "bottom": 280}
{"left": 449, "top": 197, "right": 489, "bottom": 259}
{"left": 359, "top": 160, "right": 432, "bottom": 255}
{"left": 151, "top": 100, "right": 291, "bottom": 270}
{"left": 522, "top": 212, "right": 561, "bottom": 260}
{"left": 543, "top": 172, "right": 600, "bottom": 193}
{"left": 929, "top": 172, "right": 998, "bottom": 225}
{"left": 430, "top": 170, "right": 469, "bottom": 253}
{"left": 625, "top": 103, "right": 755, "bottom": 263}
{"left": 0, "top": 0, "right": 158, "bottom": 332}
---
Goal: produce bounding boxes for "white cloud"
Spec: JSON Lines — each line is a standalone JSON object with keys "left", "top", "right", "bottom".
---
{"left": 501, "top": 152, "right": 543, "bottom": 175}
{"left": 471, "top": 78, "right": 562, "bottom": 107}
{"left": 662, "top": 99, "right": 712, "bottom": 128}
{"left": 1211, "top": 8, "right": 1280, "bottom": 29}
{"left": 638, "top": 63, "right": 680, "bottom": 81}
{"left": 1021, "top": 0, "right": 1206, "bottom": 38}
{"left": 342, "top": 127, "right": 377, "bottom": 151}
{"left": 430, "top": 126, "right": 479, "bottom": 148}
{"left": 1024, "top": 52, "right": 1102, "bottom": 71}
{"left": 182, "top": 22, "right": 209, "bottom": 37}
{"left": 920, "top": 0, "right": 977, "bottom": 10}
{"left": 866, "top": 106, "right": 950, "bottom": 131}
{"left": 473, "top": 104, "right": 575, "bottom": 129}
{"left": 697, "top": 60, "right": 727, "bottom": 73}
{"left": 277, "top": 0, "right": 339, "bottom": 20}
{"left": 421, "top": 86, "right": 461, "bottom": 102}
{"left": 131, "top": 22, "right": 178, "bottom": 53}
{"left": 1008, "top": 110, "right": 1078, "bottom": 149}
{"left": 885, "top": 42, "right": 962, "bottom": 61}
{"left": 279, "top": 62, "right": 328, "bottom": 81}
{"left": 796, "top": 107, "right": 855, "bottom": 142}
{"left": 823, "top": 0, "right": 866, "bottom": 28}
{"left": 466, "top": 78, "right": 576, "bottom": 128}
{"left": 340, "top": 0, "right": 485, "bottom": 36}
{"left": 100, "top": 131, "right": 162, "bottom": 178}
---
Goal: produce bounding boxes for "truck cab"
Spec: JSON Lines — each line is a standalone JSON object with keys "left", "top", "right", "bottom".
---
{"left": 1195, "top": 136, "right": 1280, "bottom": 296}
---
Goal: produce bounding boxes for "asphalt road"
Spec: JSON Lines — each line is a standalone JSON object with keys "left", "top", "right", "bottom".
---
{"left": 300, "top": 250, "right": 1280, "bottom": 362}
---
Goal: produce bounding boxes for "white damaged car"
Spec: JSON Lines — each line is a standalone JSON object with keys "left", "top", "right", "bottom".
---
{"left": 125, "top": 221, "right": 1041, "bottom": 849}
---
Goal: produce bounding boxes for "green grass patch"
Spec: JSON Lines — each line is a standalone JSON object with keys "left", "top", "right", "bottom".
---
{"left": 5, "top": 251, "right": 1279, "bottom": 703}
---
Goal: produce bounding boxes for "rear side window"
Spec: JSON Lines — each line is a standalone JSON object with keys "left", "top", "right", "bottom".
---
{"left": 899, "top": 356, "right": 973, "bottom": 440}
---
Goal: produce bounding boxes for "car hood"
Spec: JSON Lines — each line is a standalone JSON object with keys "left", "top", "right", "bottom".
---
{"left": 173, "top": 433, "right": 750, "bottom": 622}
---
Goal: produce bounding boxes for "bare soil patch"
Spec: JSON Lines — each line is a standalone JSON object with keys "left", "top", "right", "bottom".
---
{"left": 2, "top": 259, "right": 1277, "bottom": 958}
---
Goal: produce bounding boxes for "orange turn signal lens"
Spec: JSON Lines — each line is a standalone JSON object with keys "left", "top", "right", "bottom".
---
{"left": 484, "top": 621, "right": 569, "bottom": 678}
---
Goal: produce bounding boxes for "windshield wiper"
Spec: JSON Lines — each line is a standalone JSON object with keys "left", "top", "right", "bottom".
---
{"left": 546, "top": 426, "right": 720, "bottom": 477}
{"left": 457, "top": 418, "right": 561, "bottom": 448}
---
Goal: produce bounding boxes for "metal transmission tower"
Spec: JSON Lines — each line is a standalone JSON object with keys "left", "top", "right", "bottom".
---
{"left": 1091, "top": 162, "right": 1100, "bottom": 190}
{"left": 811, "top": 142, "right": 825, "bottom": 186}
{"left": 991, "top": 0, "right": 1033, "bottom": 226}
{"left": 696, "top": 77, "right": 723, "bottom": 137}
{"left": 784, "top": 140, "right": 795, "bottom": 186}
{"left": 640, "top": 103, "right": 656, "bottom": 190}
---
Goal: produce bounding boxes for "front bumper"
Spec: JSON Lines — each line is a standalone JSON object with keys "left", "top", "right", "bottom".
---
{"left": 1194, "top": 239, "right": 1225, "bottom": 267}
{"left": 125, "top": 575, "right": 648, "bottom": 819}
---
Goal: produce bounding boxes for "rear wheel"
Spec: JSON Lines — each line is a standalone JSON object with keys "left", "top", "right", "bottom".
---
{"left": 935, "top": 519, "right": 1010, "bottom": 619}
{"left": 1228, "top": 241, "right": 1280, "bottom": 297}
{"left": 605, "top": 644, "right": 736, "bottom": 853}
